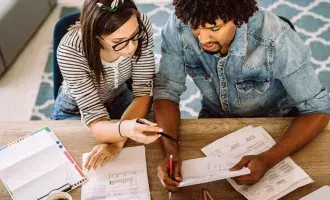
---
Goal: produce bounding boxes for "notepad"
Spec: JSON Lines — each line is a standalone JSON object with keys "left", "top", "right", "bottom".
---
{"left": 0, "top": 127, "right": 87, "bottom": 200}
{"left": 81, "top": 146, "right": 151, "bottom": 200}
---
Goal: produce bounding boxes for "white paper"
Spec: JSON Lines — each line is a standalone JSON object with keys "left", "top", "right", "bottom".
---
{"left": 12, "top": 162, "right": 83, "bottom": 200}
{"left": 0, "top": 129, "right": 54, "bottom": 170}
{"left": 201, "top": 125, "right": 268, "bottom": 159}
{"left": 202, "top": 126, "right": 313, "bottom": 200}
{"left": 299, "top": 185, "right": 330, "bottom": 200}
{"left": 1, "top": 144, "right": 68, "bottom": 191}
{"left": 81, "top": 146, "right": 150, "bottom": 200}
{"left": 179, "top": 157, "right": 250, "bottom": 187}
{"left": 269, "top": 177, "right": 314, "bottom": 200}
{"left": 0, "top": 128, "right": 86, "bottom": 200}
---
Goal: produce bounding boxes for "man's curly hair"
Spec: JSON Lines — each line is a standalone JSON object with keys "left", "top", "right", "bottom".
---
{"left": 173, "top": 0, "right": 259, "bottom": 29}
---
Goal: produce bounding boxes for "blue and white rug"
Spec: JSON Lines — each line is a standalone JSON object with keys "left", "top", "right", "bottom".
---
{"left": 31, "top": 0, "right": 330, "bottom": 120}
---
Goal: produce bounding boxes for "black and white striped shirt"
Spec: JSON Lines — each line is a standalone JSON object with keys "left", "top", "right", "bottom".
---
{"left": 57, "top": 14, "right": 155, "bottom": 126}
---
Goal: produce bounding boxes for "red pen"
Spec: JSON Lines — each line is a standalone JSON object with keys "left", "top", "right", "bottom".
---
{"left": 169, "top": 154, "right": 173, "bottom": 199}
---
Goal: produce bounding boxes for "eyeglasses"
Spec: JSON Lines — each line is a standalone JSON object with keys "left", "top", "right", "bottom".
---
{"left": 111, "top": 23, "right": 145, "bottom": 51}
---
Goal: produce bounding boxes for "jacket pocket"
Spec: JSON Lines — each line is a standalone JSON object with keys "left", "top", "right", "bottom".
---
{"left": 235, "top": 78, "right": 270, "bottom": 108}
{"left": 185, "top": 64, "right": 212, "bottom": 81}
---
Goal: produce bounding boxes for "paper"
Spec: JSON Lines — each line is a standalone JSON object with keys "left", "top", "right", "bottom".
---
{"left": 179, "top": 157, "right": 250, "bottom": 187}
{"left": 0, "top": 130, "right": 54, "bottom": 170}
{"left": 81, "top": 146, "right": 150, "bottom": 200}
{"left": 0, "top": 127, "right": 86, "bottom": 200}
{"left": 300, "top": 185, "right": 330, "bottom": 200}
{"left": 202, "top": 126, "right": 313, "bottom": 200}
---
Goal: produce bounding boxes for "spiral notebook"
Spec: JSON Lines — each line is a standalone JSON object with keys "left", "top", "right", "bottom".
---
{"left": 0, "top": 127, "right": 87, "bottom": 200}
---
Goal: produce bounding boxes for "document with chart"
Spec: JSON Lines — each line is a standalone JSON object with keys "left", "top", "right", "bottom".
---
{"left": 202, "top": 126, "right": 313, "bottom": 200}
{"left": 81, "top": 146, "right": 150, "bottom": 200}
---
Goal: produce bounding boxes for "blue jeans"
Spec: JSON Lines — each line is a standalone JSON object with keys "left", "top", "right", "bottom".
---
{"left": 51, "top": 85, "right": 133, "bottom": 121}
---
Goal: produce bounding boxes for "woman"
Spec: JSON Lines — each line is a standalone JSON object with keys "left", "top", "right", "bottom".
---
{"left": 52, "top": 0, "right": 162, "bottom": 170}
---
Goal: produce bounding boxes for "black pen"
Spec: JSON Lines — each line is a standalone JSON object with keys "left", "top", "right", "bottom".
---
{"left": 136, "top": 119, "right": 180, "bottom": 143}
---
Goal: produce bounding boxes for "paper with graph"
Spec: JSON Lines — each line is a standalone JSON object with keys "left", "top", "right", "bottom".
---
{"left": 81, "top": 146, "right": 150, "bottom": 200}
{"left": 202, "top": 126, "right": 313, "bottom": 200}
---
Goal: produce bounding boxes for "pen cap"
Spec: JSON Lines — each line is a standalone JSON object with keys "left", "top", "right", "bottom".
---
{"left": 46, "top": 192, "right": 73, "bottom": 200}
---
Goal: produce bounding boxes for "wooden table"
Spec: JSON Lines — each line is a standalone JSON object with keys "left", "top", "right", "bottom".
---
{"left": 0, "top": 119, "right": 329, "bottom": 200}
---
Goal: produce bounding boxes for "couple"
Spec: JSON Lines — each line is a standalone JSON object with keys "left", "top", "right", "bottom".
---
{"left": 51, "top": 0, "right": 330, "bottom": 192}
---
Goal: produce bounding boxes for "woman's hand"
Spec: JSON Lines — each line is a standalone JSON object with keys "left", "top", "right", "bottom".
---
{"left": 120, "top": 119, "right": 163, "bottom": 144}
{"left": 84, "top": 141, "right": 125, "bottom": 171}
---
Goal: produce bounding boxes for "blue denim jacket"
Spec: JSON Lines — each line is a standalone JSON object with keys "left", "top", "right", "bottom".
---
{"left": 154, "top": 10, "right": 330, "bottom": 117}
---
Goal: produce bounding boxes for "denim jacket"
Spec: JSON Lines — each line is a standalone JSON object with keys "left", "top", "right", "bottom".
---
{"left": 154, "top": 10, "right": 330, "bottom": 117}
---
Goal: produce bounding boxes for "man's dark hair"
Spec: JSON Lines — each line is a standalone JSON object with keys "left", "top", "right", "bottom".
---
{"left": 173, "top": 0, "right": 259, "bottom": 29}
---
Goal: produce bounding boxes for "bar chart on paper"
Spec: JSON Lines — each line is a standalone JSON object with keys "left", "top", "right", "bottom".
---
{"left": 82, "top": 146, "right": 150, "bottom": 200}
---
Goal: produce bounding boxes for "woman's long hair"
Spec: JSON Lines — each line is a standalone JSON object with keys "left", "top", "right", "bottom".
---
{"left": 79, "top": 0, "right": 148, "bottom": 84}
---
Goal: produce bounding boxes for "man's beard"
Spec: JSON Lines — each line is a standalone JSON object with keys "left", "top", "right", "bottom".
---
{"left": 202, "top": 42, "right": 224, "bottom": 54}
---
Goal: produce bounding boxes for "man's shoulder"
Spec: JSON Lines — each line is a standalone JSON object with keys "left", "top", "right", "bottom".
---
{"left": 163, "top": 12, "right": 185, "bottom": 33}
{"left": 247, "top": 9, "right": 290, "bottom": 44}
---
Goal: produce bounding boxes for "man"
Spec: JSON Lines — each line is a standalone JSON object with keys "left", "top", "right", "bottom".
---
{"left": 153, "top": 0, "right": 330, "bottom": 192}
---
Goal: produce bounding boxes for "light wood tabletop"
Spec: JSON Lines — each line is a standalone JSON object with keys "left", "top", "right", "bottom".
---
{"left": 0, "top": 118, "right": 329, "bottom": 200}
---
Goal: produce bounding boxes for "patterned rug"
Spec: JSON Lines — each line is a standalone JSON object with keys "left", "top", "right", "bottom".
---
{"left": 31, "top": 1, "right": 330, "bottom": 120}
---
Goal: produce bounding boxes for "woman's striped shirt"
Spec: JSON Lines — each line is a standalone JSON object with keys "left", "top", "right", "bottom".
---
{"left": 57, "top": 14, "right": 155, "bottom": 126}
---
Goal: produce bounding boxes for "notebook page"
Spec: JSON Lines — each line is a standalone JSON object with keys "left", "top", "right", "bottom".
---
{"left": 81, "top": 146, "right": 150, "bottom": 200}
{"left": 0, "top": 129, "right": 54, "bottom": 170}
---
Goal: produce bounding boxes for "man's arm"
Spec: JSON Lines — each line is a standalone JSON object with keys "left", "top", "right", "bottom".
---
{"left": 154, "top": 99, "right": 181, "bottom": 156}
{"left": 153, "top": 13, "right": 188, "bottom": 191}
{"left": 231, "top": 24, "right": 330, "bottom": 184}
{"left": 232, "top": 113, "right": 329, "bottom": 185}
{"left": 262, "top": 113, "right": 329, "bottom": 167}
{"left": 154, "top": 99, "right": 183, "bottom": 191}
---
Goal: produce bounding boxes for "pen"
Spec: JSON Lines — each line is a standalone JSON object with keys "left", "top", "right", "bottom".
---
{"left": 205, "top": 189, "right": 214, "bottom": 200}
{"left": 169, "top": 154, "right": 173, "bottom": 200}
{"left": 37, "top": 183, "right": 71, "bottom": 200}
{"left": 136, "top": 119, "right": 180, "bottom": 143}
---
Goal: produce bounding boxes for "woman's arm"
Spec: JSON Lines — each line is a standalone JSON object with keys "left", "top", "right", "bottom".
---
{"left": 90, "top": 96, "right": 153, "bottom": 143}
{"left": 85, "top": 96, "right": 157, "bottom": 170}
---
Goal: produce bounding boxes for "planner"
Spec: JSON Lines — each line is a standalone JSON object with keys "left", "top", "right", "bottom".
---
{"left": 0, "top": 127, "right": 87, "bottom": 200}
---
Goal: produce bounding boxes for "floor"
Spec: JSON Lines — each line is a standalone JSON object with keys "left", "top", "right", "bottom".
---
{"left": 0, "top": 0, "right": 170, "bottom": 121}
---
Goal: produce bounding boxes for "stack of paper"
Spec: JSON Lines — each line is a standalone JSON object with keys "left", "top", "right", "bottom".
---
{"left": 81, "top": 146, "right": 150, "bottom": 200}
{"left": 202, "top": 126, "right": 313, "bottom": 200}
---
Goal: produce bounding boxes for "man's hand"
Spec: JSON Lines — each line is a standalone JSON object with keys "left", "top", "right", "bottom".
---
{"left": 157, "top": 154, "right": 183, "bottom": 192}
{"left": 84, "top": 142, "right": 124, "bottom": 171}
{"left": 230, "top": 155, "right": 269, "bottom": 185}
